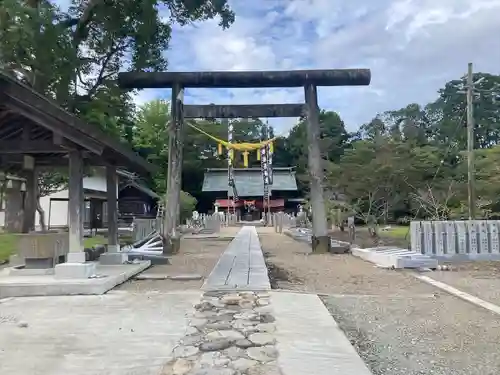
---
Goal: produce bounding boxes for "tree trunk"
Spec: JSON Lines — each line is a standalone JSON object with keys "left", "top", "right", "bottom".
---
{"left": 36, "top": 195, "right": 47, "bottom": 232}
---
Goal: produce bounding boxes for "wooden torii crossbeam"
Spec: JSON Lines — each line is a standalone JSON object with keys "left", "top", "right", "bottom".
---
{"left": 118, "top": 69, "right": 371, "bottom": 253}
{"left": 183, "top": 104, "right": 305, "bottom": 118}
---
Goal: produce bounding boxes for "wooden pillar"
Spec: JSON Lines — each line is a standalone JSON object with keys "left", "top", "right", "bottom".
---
{"left": 4, "top": 179, "right": 23, "bottom": 233}
{"left": 106, "top": 166, "right": 119, "bottom": 252}
{"left": 162, "top": 82, "right": 184, "bottom": 253}
{"left": 67, "top": 150, "right": 85, "bottom": 262}
{"left": 21, "top": 156, "right": 37, "bottom": 233}
{"left": 175, "top": 85, "right": 185, "bottom": 228}
{"left": 304, "top": 83, "right": 330, "bottom": 253}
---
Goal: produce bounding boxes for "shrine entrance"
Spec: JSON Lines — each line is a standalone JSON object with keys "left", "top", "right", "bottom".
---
{"left": 118, "top": 69, "right": 371, "bottom": 252}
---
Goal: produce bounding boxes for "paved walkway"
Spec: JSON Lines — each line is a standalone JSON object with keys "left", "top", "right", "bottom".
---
{"left": 202, "top": 226, "right": 270, "bottom": 291}
{"left": 0, "top": 290, "right": 200, "bottom": 375}
{"left": 273, "top": 292, "right": 372, "bottom": 375}
{"left": 200, "top": 225, "right": 373, "bottom": 375}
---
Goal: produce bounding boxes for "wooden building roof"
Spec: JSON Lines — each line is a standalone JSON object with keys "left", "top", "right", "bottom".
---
{"left": 0, "top": 71, "right": 156, "bottom": 175}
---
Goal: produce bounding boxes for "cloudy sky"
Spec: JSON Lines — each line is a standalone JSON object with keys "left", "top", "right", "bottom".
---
{"left": 61, "top": 0, "right": 500, "bottom": 134}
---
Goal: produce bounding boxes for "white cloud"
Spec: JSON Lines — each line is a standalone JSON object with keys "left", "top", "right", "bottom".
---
{"left": 57, "top": 0, "right": 500, "bottom": 135}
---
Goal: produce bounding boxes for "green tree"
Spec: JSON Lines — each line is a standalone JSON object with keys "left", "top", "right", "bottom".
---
{"left": 287, "top": 110, "right": 351, "bottom": 194}
{"left": 1, "top": 0, "right": 234, "bottom": 228}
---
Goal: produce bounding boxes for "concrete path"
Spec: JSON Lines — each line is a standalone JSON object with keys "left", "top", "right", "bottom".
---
{"left": 202, "top": 226, "right": 270, "bottom": 291}
{"left": 272, "top": 291, "right": 373, "bottom": 375}
{"left": 0, "top": 290, "right": 200, "bottom": 375}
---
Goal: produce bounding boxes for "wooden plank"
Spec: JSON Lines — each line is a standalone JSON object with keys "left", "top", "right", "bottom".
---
{"left": 106, "top": 166, "right": 119, "bottom": 251}
{"left": 0, "top": 140, "right": 65, "bottom": 154}
{"left": 183, "top": 104, "right": 305, "bottom": 118}
{"left": 6, "top": 97, "right": 105, "bottom": 156}
{"left": 118, "top": 69, "right": 371, "bottom": 89}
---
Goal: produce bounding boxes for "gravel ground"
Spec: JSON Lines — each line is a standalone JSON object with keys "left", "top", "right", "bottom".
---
{"left": 259, "top": 230, "right": 500, "bottom": 375}
{"left": 118, "top": 238, "right": 229, "bottom": 292}
{"left": 430, "top": 261, "right": 500, "bottom": 306}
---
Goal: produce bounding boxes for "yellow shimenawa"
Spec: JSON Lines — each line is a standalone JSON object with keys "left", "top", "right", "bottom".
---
{"left": 187, "top": 122, "right": 276, "bottom": 152}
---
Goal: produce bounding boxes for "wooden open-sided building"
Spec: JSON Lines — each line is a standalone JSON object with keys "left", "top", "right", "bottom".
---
{"left": 0, "top": 71, "right": 156, "bottom": 276}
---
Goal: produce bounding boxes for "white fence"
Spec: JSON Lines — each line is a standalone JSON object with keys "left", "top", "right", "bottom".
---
{"left": 410, "top": 220, "right": 500, "bottom": 260}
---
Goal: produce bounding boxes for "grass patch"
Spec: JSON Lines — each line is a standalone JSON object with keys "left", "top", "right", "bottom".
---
{"left": 0, "top": 233, "right": 19, "bottom": 263}
{"left": 0, "top": 234, "right": 108, "bottom": 263}
{"left": 83, "top": 236, "right": 108, "bottom": 248}
{"left": 379, "top": 226, "right": 410, "bottom": 239}
{"left": 355, "top": 225, "right": 410, "bottom": 239}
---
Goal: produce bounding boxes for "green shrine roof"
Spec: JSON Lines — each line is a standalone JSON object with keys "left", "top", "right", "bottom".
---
{"left": 202, "top": 167, "right": 298, "bottom": 197}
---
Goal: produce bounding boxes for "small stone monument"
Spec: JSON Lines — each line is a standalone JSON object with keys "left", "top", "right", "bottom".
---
{"left": 347, "top": 216, "right": 355, "bottom": 243}
{"left": 296, "top": 204, "right": 307, "bottom": 228}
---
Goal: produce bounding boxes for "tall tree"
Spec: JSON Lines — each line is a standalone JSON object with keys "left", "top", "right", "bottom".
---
{"left": 0, "top": 0, "right": 234, "bottom": 229}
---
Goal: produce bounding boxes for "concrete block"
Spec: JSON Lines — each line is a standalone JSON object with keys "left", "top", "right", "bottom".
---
{"left": 107, "top": 244, "right": 120, "bottom": 253}
{"left": 99, "top": 252, "right": 128, "bottom": 265}
{"left": 9, "top": 254, "right": 24, "bottom": 267}
{"left": 9, "top": 266, "right": 54, "bottom": 276}
{"left": 55, "top": 262, "right": 97, "bottom": 279}
{"left": 0, "top": 261, "right": 150, "bottom": 298}
{"left": 67, "top": 252, "right": 86, "bottom": 263}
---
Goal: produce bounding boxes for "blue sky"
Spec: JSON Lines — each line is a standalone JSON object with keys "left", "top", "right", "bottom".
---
{"left": 60, "top": 0, "right": 500, "bottom": 134}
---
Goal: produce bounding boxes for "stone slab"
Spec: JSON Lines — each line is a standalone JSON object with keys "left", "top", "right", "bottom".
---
{"left": 0, "top": 261, "right": 150, "bottom": 298}
{"left": 99, "top": 252, "right": 129, "bottom": 265}
{"left": 271, "top": 292, "right": 373, "bottom": 375}
{"left": 202, "top": 226, "right": 271, "bottom": 291}
{"left": 8, "top": 254, "right": 24, "bottom": 267}
{"left": 55, "top": 262, "right": 97, "bottom": 279}
{"left": 351, "top": 246, "right": 438, "bottom": 269}
{"left": 9, "top": 266, "right": 54, "bottom": 276}
{"left": 134, "top": 273, "right": 203, "bottom": 281}
{"left": 0, "top": 290, "right": 200, "bottom": 375}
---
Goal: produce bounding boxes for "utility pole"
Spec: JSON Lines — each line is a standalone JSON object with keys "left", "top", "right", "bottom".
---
{"left": 466, "top": 62, "right": 476, "bottom": 220}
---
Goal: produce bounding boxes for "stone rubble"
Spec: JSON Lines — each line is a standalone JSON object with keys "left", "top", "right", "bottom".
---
{"left": 162, "top": 291, "right": 281, "bottom": 375}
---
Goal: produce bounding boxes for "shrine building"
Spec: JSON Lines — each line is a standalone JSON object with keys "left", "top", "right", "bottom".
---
{"left": 202, "top": 167, "right": 302, "bottom": 220}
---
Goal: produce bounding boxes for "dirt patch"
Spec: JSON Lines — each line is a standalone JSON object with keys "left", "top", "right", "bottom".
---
{"left": 263, "top": 251, "right": 302, "bottom": 289}
{"left": 117, "top": 238, "right": 227, "bottom": 292}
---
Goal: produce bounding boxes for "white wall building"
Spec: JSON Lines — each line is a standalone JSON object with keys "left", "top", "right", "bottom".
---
{"left": 0, "top": 168, "right": 125, "bottom": 230}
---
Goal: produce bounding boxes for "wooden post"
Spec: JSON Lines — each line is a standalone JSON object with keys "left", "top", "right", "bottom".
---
{"left": 175, "top": 87, "right": 185, "bottom": 227}
{"left": 67, "top": 150, "right": 85, "bottom": 262}
{"left": 4, "top": 179, "right": 23, "bottom": 233}
{"left": 304, "top": 84, "right": 330, "bottom": 253}
{"left": 106, "top": 166, "right": 119, "bottom": 252}
{"left": 466, "top": 62, "right": 476, "bottom": 219}
{"left": 21, "top": 156, "right": 37, "bottom": 233}
{"left": 162, "top": 83, "right": 184, "bottom": 253}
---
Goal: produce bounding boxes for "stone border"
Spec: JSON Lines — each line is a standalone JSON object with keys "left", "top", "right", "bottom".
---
{"left": 162, "top": 291, "right": 280, "bottom": 375}
{"left": 413, "top": 274, "right": 500, "bottom": 316}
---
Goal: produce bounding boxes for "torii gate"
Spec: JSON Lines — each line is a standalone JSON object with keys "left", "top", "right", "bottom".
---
{"left": 118, "top": 69, "right": 371, "bottom": 253}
